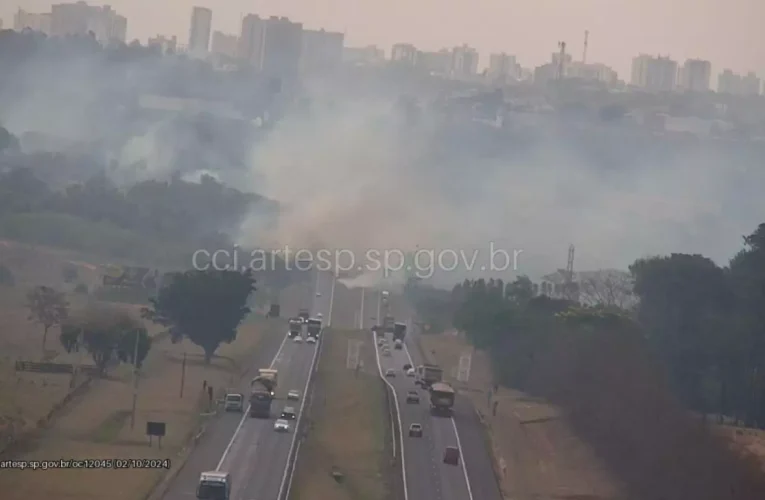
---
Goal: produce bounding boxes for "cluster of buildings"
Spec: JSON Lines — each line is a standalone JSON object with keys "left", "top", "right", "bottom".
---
{"left": 176, "top": 6, "right": 344, "bottom": 76}
{"left": 630, "top": 54, "right": 762, "bottom": 96}
{"left": 12, "top": 2, "right": 126, "bottom": 45}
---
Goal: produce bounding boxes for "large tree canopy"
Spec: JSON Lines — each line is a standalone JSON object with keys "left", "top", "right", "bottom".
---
{"left": 143, "top": 269, "right": 256, "bottom": 362}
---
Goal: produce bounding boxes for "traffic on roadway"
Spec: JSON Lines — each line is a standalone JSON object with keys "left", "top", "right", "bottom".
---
{"left": 371, "top": 290, "right": 474, "bottom": 500}
{"left": 161, "top": 269, "right": 334, "bottom": 500}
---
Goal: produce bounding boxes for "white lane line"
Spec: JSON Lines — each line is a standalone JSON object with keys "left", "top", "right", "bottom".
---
{"left": 374, "top": 330, "right": 409, "bottom": 500}
{"left": 404, "top": 334, "right": 474, "bottom": 500}
{"left": 277, "top": 270, "right": 325, "bottom": 500}
{"left": 216, "top": 272, "right": 319, "bottom": 471}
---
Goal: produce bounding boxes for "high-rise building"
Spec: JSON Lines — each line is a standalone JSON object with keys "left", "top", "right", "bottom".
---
{"left": 678, "top": 59, "right": 711, "bottom": 91}
{"left": 417, "top": 49, "right": 451, "bottom": 75}
{"left": 14, "top": 9, "right": 52, "bottom": 34}
{"left": 300, "top": 29, "right": 344, "bottom": 73}
{"left": 239, "top": 14, "right": 265, "bottom": 66}
{"left": 451, "top": 45, "right": 479, "bottom": 78}
{"left": 211, "top": 31, "right": 238, "bottom": 59}
{"left": 391, "top": 43, "right": 418, "bottom": 65}
{"left": 488, "top": 52, "right": 519, "bottom": 82}
{"left": 148, "top": 35, "right": 177, "bottom": 53}
{"left": 741, "top": 72, "right": 761, "bottom": 96}
{"left": 343, "top": 45, "right": 385, "bottom": 66}
{"left": 719, "top": 69, "right": 761, "bottom": 96}
{"left": 630, "top": 54, "right": 677, "bottom": 91}
{"left": 49, "top": 3, "right": 125, "bottom": 43}
{"left": 188, "top": 7, "right": 212, "bottom": 56}
{"left": 260, "top": 17, "right": 303, "bottom": 78}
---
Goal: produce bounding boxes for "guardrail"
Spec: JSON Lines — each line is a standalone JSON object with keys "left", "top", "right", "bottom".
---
{"left": 14, "top": 360, "right": 100, "bottom": 376}
{"left": 278, "top": 328, "right": 325, "bottom": 500}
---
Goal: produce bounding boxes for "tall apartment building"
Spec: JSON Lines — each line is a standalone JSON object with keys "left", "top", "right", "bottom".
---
{"left": 211, "top": 31, "right": 238, "bottom": 59}
{"left": 417, "top": 49, "right": 451, "bottom": 75}
{"left": 718, "top": 69, "right": 761, "bottom": 96}
{"left": 630, "top": 54, "right": 677, "bottom": 91}
{"left": 451, "top": 44, "right": 479, "bottom": 78}
{"left": 343, "top": 45, "right": 385, "bottom": 66}
{"left": 49, "top": 2, "right": 126, "bottom": 43}
{"left": 148, "top": 35, "right": 177, "bottom": 53}
{"left": 678, "top": 59, "right": 711, "bottom": 91}
{"left": 13, "top": 9, "right": 52, "bottom": 34}
{"left": 300, "top": 29, "right": 344, "bottom": 73}
{"left": 260, "top": 17, "right": 303, "bottom": 78}
{"left": 488, "top": 52, "right": 519, "bottom": 82}
{"left": 391, "top": 43, "right": 418, "bottom": 65}
{"left": 239, "top": 14, "right": 265, "bottom": 66}
{"left": 188, "top": 7, "right": 212, "bottom": 56}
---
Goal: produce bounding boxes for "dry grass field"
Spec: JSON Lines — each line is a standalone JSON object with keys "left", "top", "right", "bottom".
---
{"left": 289, "top": 328, "right": 390, "bottom": 500}
{"left": 0, "top": 239, "right": 290, "bottom": 500}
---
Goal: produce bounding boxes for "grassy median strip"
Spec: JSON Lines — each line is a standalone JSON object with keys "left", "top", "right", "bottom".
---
{"left": 290, "top": 328, "right": 389, "bottom": 500}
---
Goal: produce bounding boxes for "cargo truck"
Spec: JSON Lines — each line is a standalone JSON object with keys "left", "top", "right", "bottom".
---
{"left": 416, "top": 363, "right": 443, "bottom": 388}
{"left": 249, "top": 368, "right": 278, "bottom": 418}
{"left": 298, "top": 308, "right": 310, "bottom": 322}
{"left": 306, "top": 318, "right": 322, "bottom": 338}
{"left": 393, "top": 322, "right": 407, "bottom": 341}
{"left": 288, "top": 317, "right": 302, "bottom": 338}
{"left": 383, "top": 315, "right": 395, "bottom": 333}
{"left": 429, "top": 382, "right": 456, "bottom": 416}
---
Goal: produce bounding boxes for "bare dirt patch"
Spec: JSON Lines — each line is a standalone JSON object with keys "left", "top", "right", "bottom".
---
{"left": 290, "top": 328, "right": 391, "bottom": 500}
{"left": 419, "top": 333, "right": 625, "bottom": 500}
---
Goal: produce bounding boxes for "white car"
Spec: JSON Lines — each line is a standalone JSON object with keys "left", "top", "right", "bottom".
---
{"left": 273, "top": 419, "right": 290, "bottom": 432}
{"left": 287, "top": 390, "right": 300, "bottom": 400}
{"left": 317, "top": 312, "right": 323, "bottom": 319}
{"left": 406, "top": 368, "right": 415, "bottom": 377}
{"left": 316, "top": 292, "right": 321, "bottom": 297}
{"left": 306, "top": 336, "right": 317, "bottom": 344}
{"left": 293, "top": 336, "right": 303, "bottom": 343}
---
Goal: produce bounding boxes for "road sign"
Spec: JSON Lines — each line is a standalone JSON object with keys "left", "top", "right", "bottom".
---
{"left": 456, "top": 351, "right": 472, "bottom": 383}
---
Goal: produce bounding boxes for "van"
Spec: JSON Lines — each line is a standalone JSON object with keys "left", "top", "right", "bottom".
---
{"left": 197, "top": 471, "right": 231, "bottom": 499}
{"left": 443, "top": 446, "right": 460, "bottom": 465}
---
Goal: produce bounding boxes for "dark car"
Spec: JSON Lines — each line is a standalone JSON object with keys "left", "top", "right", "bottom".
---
{"left": 406, "top": 390, "right": 419, "bottom": 404}
{"left": 443, "top": 446, "right": 460, "bottom": 465}
{"left": 280, "top": 407, "right": 297, "bottom": 420}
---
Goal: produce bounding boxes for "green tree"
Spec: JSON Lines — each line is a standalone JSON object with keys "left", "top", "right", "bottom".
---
{"left": 27, "top": 285, "right": 69, "bottom": 355}
{"left": 143, "top": 269, "right": 256, "bottom": 362}
{"left": 60, "top": 308, "right": 151, "bottom": 374}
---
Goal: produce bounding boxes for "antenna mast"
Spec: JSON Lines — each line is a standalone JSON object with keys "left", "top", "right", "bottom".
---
{"left": 582, "top": 30, "right": 589, "bottom": 64}
{"left": 556, "top": 41, "right": 567, "bottom": 80}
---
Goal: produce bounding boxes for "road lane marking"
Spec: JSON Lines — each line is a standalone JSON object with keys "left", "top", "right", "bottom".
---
{"left": 215, "top": 272, "right": 318, "bottom": 472}
{"left": 374, "top": 329, "right": 409, "bottom": 500}
{"left": 278, "top": 272, "right": 326, "bottom": 500}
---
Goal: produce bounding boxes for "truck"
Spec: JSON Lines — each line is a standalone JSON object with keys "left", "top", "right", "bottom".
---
{"left": 383, "top": 315, "right": 395, "bottom": 333}
{"left": 393, "top": 322, "right": 407, "bottom": 341}
{"left": 306, "top": 318, "right": 322, "bottom": 338}
{"left": 249, "top": 368, "right": 278, "bottom": 418}
{"left": 288, "top": 317, "right": 302, "bottom": 338}
{"left": 416, "top": 363, "right": 443, "bottom": 388}
{"left": 267, "top": 303, "right": 280, "bottom": 318}
{"left": 298, "top": 308, "right": 310, "bottom": 322}
{"left": 429, "top": 382, "right": 456, "bottom": 416}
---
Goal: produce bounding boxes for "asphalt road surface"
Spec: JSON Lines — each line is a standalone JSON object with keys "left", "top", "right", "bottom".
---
{"left": 369, "top": 287, "right": 503, "bottom": 500}
{"left": 161, "top": 270, "right": 333, "bottom": 500}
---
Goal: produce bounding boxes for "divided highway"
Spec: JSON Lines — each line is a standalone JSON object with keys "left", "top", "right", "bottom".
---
{"left": 161, "top": 270, "right": 333, "bottom": 500}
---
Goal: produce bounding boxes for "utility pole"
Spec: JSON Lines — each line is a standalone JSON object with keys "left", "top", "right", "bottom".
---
{"left": 376, "top": 290, "right": 382, "bottom": 326}
{"left": 179, "top": 351, "right": 187, "bottom": 398}
{"left": 328, "top": 269, "right": 336, "bottom": 327}
{"left": 359, "top": 287, "right": 365, "bottom": 329}
{"left": 129, "top": 329, "right": 140, "bottom": 430}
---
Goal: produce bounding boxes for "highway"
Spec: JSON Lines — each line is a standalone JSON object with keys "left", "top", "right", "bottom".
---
{"left": 366, "top": 289, "right": 474, "bottom": 500}
{"left": 161, "top": 270, "right": 333, "bottom": 500}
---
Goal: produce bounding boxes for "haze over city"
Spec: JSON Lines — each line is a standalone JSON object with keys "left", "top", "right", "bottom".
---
{"left": 4, "top": 0, "right": 765, "bottom": 76}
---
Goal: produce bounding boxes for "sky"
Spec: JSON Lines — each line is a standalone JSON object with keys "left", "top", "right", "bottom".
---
{"left": 4, "top": 0, "right": 764, "bottom": 78}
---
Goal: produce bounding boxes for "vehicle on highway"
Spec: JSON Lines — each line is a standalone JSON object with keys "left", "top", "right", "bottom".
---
{"left": 393, "top": 322, "right": 407, "bottom": 341}
{"left": 306, "top": 336, "right": 316, "bottom": 344}
{"left": 273, "top": 418, "right": 290, "bottom": 432}
{"left": 316, "top": 292, "right": 321, "bottom": 296}
{"left": 223, "top": 391, "right": 244, "bottom": 412}
{"left": 197, "top": 470, "right": 231, "bottom": 500}
{"left": 249, "top": 368, "right": 278, "bottom": 418}
{"left": 382, "top": 349, "right": 391, "bottom": 357}
{"left": 287, "top": 389, "right": 300, "bottom": 400}
{"left": 403, "top": 363, "right": 412, "bottom": 371}
{"left": 385, "top": 368, "right": 395, "bottom": 377}
{"left": 317, "top": 312, "right": 323, "bottom": 319}
{"left": 288, "top": 317, "right": 302, "bottom": 338}
{"left": 416, "top": 363, "right": 443, "bottom": 388}
{"left": 429, "top": 382, "right": 456, "bottom": 416}
{"left": 307, "top": 318, "right": 322, "bottom": 339}
{"left": 408, "top": 423, "right": 423, "bottom": 437}
{"left": 406, "top": 368, "right": 415, "bottom": 377}
{"left": 281, "top": 406, "right": 297, "bottom": 420}
{"left": 293, "top": 335, "right": 303, "bottom": 343}
{"left": 406, "top": 390, "right": 420, "bottom": 403}
{"left": 377, "top": 338, "right": 385, "bottom": 346}
{"left": 298, "top": 308, "right": 310, "bottom": 322}
{"left": 383, "top": 314, "right": 395, "bottom": 333}
{"left": 394, "top": 339, "right": 403, "bottom": 350}
{"left": 382, "top": 290, "right": 389, "bottom": 298}
{"left": 443, "top": 446, "right": 460, "bottom": 465}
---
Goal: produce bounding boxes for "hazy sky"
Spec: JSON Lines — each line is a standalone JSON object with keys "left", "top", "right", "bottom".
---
{"left": 4, "top": 0, "right": 764, "bottom": 80}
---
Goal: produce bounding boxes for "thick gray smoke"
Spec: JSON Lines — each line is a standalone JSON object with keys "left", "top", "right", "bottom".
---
{"left": 2, "top": 38, "right": 763, "bottom": 288}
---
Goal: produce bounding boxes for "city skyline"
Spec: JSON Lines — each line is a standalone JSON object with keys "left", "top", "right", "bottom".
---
{"left": 4, "top": 0, "right": 764, "bottom": 78}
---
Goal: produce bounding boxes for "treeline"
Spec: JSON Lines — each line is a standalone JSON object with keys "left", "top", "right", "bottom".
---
{"left": 0, "top": 162, "right": 266, "bottom": 251}
{"left": 408, "top": 222, "right": 765, "bottom": 428}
